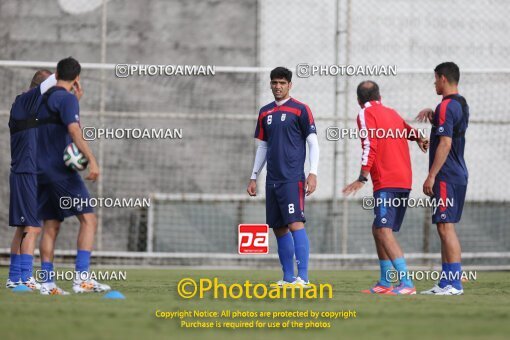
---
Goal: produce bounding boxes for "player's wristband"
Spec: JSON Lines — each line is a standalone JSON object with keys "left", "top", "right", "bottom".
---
{"left": 357, "top": 175, "right": 368, "bottom": 184}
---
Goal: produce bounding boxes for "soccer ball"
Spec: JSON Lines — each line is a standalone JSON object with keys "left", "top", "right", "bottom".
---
{"left": 63, "top": 143, "right": 88, "bottom": 171}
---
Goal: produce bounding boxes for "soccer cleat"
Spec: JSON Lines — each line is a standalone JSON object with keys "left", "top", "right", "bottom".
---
{"left": 73, "top": 279, "right": 111, "bottom": 293}
{"left": 435, "top": 285, "right": 464, "bottom": 295}
{"left": 22, "top": 277, "right": 41, "bottom": 291}
{"left": 275, "top": 280, "right": 293, "bottom": 288}
{"left": 291, "top": 277, "right": 311, "bottom": 289}
{"left": 387, "top": 283, "right": 416, "bottom": 295}
{"left": 40, "top": 283, "right": 70, "bottom": 295}
{"left": 420, "top": 284, "right": 445, "bottom": 295}
{"left": 6, "top": 279, "right": 22, "bottom": 289}
{"left": 361, "top": 282, "right": 393, "bottom": 294}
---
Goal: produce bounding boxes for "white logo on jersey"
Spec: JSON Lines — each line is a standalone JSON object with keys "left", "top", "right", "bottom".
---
{"left": 381, "top": 218, "right": 387, "bottom": 224}
{"left": 267, "top": 115, "right": 272, "bottom": 125}
{"left": 438, "top": 126, "right": 444, "bottom": 133}
{"left": 281, "top": 113, "right": 286, "bottom": 121}
{"left": 441, "top": 213, "right": 447, "bottom": 220}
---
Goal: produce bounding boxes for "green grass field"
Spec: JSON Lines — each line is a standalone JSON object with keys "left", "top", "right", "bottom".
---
{"left": 1, "top": 268, "right": 509, "bottom": 340}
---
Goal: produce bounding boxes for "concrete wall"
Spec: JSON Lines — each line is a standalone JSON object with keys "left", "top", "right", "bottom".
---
{"left": 0, "top": 0, "right": 258, "bottom": 250}
{"left": 0, "top": 0, "right": 508, "bottom": 252}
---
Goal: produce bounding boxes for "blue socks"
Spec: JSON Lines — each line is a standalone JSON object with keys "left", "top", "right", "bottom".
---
{"left": 9, "top": 254, "right": 21, "bottom": 282}
{"left": 439, "top": 262, "right": 463, "bottom": 290}
{"left": 292, "top": 229, "right": 310, "bottom": 282}
{"left": 379, "top": 260, "right": 393, "bottom": 287}
{"left": 75, "top": 250, "right": 92, "bottom": 274}
{"left": 20, "top": 254, "right": 34, "bottom": 282}
{"left": 392, "top": 257, "right": 413, "bottom": 287}
{"left": 449, "top": 262, "right": 463, "bottom": 290}
{"left": 276, "top": 232, "right": 295, "bottom": 282}
{"left": 439, "top": 262, "right": 449, "bottom": 288}
{"left": 41, "top": 261, "right": 54, "bottom": 283}
{"left": 276, "top": 229, "right": 310, "bottom": 282}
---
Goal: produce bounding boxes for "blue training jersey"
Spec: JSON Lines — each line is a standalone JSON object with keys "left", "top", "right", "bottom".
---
{"left": 37, "top": 87, "right": 81, "bottom": 184}
{"left": 429, "top": 94, "right": 469, "bottom": 185}
{"left": 254, "top": 98, "right": 316, "bottom": 184}
{"left": 9, "top": 86, "right": 44, "bottom": 174}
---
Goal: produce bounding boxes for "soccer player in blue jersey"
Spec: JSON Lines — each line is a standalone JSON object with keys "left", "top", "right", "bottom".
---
{"left": 6, "top": 70, "right": 56, "bottom": 291}
{"left": 36, "top": 57, "right": 110, "bottom": 295}
{"left": 418, "top": 62, "right": 469, "bottom": 295}
{"left": 247, "top": 67, "right": 319, "bottom": 287}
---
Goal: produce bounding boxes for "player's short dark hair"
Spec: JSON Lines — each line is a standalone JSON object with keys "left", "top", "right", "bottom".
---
{"left": 270, "top": 67, "right": 292, "bottom": 82}
{"left": 29, "top": 69, "right": 51, "bottom": 89}
{"left": 56, "top": 57, "right": 81, "bottom": 81}
{"left": 357, "top": 80, "right": 381, "bottom": 104}
{"left": 434, "top": 62, "right": 460, "bottom": 84}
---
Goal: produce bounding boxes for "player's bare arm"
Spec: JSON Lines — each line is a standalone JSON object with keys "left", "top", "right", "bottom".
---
{"left": 405, "top": 121, "right": 429, "bottom": 152}
{"left": 423, "top": 136, "right": 452, "bottom": 196}
{"left": 416, "top": 108, "right": 434, "bottom": 123}
{"left": 306, "top": 174, "right": 316, "bottom": 196}
{"left": 417, "top": 137, "right": 429, "bottom": 153}
{"left": 247, "top": 179, "right": 257, "bottom": 196}
{"left": 67, "top": 123, "right": 99, "bottom": 181}
{"left": 343, "top": 169, "right": 369, "bottom": 196}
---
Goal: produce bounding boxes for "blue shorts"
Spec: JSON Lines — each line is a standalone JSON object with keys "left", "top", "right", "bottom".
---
{"left": 266, "top": 181, "right": 306, "bottom": 229}
{"left": 9, "top": 173, "right": 41, "bottom": 227}
{"left": 373, "top": 189, "right": 410, "bottom": 232}
{"left": 38, "top": 175, "right": 94, "bottom": 222}
{"left": 432, "top": 181, "right": 467, "bottom": 224}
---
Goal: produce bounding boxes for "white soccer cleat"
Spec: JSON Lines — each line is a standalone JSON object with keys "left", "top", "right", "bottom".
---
{"left": 420, "top": 284, "right": 445, "bottom": 295}
{"left": 435, "top": 285, "right": 464, "bottom": 295}
{"left": 291, "top": 277, "right": 311, "bottom": 289}
{"left": 73, "top": 279, "right": 111, "bottom": 293}
{"left": 22, "top": 277, "right": 41, "bottom": 291}
{"left": 40, "top": 282, "right": 70, "bottom": 295}
{"left": 6, "top": 278, "right": 21, "bottom": 289}
{"left": 275, "top": 280, "right": 293, "bottom": 288}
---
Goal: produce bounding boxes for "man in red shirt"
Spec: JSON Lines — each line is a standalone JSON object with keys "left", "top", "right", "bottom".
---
{"left": 343, "top": 80, "right": 428, "bottom": 295}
